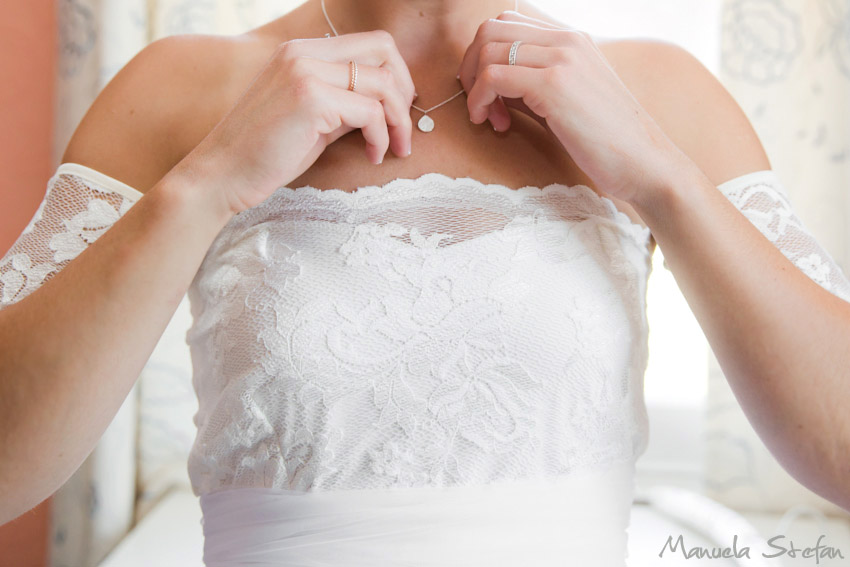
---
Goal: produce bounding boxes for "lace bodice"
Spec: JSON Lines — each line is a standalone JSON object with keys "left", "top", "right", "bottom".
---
{"left": 2, "top": 164, "right": 849, "bottom": 499}
{"left": 185, "top": 173, "right": 653, "bottom": 495}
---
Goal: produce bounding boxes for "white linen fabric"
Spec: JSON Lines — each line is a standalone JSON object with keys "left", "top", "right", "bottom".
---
{"left": 2, "top": 164, "right": 849, "bottom": 565}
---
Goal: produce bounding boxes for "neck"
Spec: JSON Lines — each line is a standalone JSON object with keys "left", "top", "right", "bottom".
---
{"left": 319, "top": 0, "right": 519, "bottom": 100}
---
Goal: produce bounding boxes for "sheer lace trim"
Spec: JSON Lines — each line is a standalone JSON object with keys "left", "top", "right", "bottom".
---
{"left": 56, "top": 163, "right": 144, "bottom": 201}
{"left": 705, "top": 169, "right": 850, "bottom": 303}
{"left": 0, "top": 168, "right": 140, "bottom": 307}
{"left": 716, "top": 169, "right": 784, "bottom": 195}
{"left": 227, "top": 172, "right": 652, "bottom": 250}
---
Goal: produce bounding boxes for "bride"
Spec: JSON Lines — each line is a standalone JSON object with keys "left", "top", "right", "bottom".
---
{"left": 2, "top": 0, "right": 850, "bottom": 564}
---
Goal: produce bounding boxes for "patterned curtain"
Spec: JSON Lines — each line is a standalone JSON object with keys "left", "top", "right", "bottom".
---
{"left": 705, "top": 0, "right": 850, "bottom": 517}
{"left": 50, "top": 2, "right": 304, "bottom": 566}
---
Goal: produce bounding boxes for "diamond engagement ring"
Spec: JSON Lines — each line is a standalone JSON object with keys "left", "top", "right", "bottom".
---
{"left": 508, "top": 40, "right": 522, "bottom": 65}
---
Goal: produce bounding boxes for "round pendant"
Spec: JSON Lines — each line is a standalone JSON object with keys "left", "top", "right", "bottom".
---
{"left": 417, "top": 114, "right": 435, "bottom": 133}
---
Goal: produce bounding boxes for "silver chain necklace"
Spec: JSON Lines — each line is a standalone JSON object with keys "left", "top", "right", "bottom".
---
{"left": 321, "top": 0, "right": 520, "bottom": 132}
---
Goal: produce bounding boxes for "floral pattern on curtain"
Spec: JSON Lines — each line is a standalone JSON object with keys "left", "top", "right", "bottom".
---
{"left": 705, "top": 0, "right": 850, "bottom": 517}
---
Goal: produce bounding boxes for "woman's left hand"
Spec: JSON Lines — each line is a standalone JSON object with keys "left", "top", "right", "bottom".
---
{"left": 456, "top": 10, "right": 694, "bottom": 204}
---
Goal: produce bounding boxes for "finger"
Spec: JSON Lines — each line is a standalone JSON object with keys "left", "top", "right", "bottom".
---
{"left": 457, "top": 19, "right": 562, "bottom": 94}
{"left": 478, "top": 41, "right": 569, "bottom": 72}
{"left": 495, "top": 9, "right": 574, "bottom": 31}
{"left": 356, "top": 30, "right": 417, "bottom": 105}
{"left": 465, "top": 64, "right": 541, "bottom": 125}
{"left": 498, "top": 11, "right": 608, "bottom": 60}
{"left": 298, "top": 57, "right": 412, "bottom": 158}
{"left": 470, "top": 40, "right": 549, "bottom": 129}
{"left": 284, "top": 31, "right": 417, "bottom": 105}
{"left": 501, "top": 97, "right": 550, "bottom": 132}
{"left": 354, "top": 62, "right": 413, "bottom": 159}
{"left": 480, "top": 40, "right": 585, "bottom": 129}
{"left": 489, "top": 96, "right": 511, "bottom": 132}
{"left": 316, "top": 83, "right": 391, "bottom": 165}
{"left": 457, "top": 20, "right": 566, "bottom": 129}
{"left": 496, "top": 10, "right": 606, "bottom": 59}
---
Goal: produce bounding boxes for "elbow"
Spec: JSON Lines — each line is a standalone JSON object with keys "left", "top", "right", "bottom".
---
{"left": 826, "top": 420, "right": 850, "bottom": 513}
{"left": 783, "top": 413, "right": 850, "bottom": 514}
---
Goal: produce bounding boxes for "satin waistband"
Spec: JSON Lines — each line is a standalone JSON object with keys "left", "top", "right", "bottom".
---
{"left": 200, "top": 461, "right": 636, "bottom": 567}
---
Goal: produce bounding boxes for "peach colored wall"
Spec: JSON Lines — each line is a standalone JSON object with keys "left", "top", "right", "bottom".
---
{"left": 0, "top": 0, "right": 56, "bottom": 566}
{"left": 1, "top": 0, "right": 57, "bottom": 253}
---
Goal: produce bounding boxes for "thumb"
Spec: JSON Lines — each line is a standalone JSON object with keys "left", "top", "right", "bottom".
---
{"left": 501, "top": 96, "right": 551, "bottom": 133}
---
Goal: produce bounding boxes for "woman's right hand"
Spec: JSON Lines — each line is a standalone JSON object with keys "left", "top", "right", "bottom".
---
{"left": 178, "top": 30, "right": 417, "bottom": 216}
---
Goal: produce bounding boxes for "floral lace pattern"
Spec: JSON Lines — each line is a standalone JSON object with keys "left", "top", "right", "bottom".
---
{"left": 714, "top": 171, "right": 850, "bottom": 303}
{"left": 0, "top": 170, "right": 136, "bottom": 307}
{"left": 186, "top": 173, "right": 654, "bottom": 495}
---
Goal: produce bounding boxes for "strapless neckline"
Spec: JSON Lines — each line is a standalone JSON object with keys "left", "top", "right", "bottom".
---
{"left": 259, "top": 172, "right": 651, "bottom": 243}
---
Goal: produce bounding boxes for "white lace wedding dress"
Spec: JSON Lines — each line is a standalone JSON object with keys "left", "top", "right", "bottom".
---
{"left": 2, "top": 163, "right": 849, "bottom": 566}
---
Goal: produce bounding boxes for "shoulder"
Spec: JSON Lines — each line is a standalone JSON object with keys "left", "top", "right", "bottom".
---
{"left": 60, "top": 33, "right": 248, "bottom": 196}
{"left": 599, "top": 38, "right": 772, "bottom": 187}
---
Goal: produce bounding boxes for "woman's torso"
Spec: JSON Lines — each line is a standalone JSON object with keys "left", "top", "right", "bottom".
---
{"left": 82, "top": 4, "right": 659, "bottom": 560}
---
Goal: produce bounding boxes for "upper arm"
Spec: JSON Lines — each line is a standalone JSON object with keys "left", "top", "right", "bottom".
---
{"left": 60, "top": 34, "right": 230, "bottom": 195}
{"left": 604, "top": 38, "right": 772, "bottom": 187}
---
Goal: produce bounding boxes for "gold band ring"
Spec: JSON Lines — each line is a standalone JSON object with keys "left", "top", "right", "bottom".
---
{"left": 348, "top": 60, "right": 358, "bottom": 92}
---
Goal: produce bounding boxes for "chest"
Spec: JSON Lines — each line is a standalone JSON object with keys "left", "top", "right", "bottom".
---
{"left": 171, "top": 39, "right": 652, "bottom": 239}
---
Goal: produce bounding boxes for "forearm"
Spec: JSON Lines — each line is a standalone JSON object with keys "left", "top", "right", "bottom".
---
{"left": 0, "top": 163, "right": 232, "bottom": 525}
{"left": 631, "top": 162, "right": 850, "bottom": 511}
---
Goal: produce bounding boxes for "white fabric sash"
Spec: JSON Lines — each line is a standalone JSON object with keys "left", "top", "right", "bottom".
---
{"left": 199, "top": 461, "right": 636, "bottom": 566}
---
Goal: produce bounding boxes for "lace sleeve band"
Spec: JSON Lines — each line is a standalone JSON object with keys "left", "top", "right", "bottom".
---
{"left": 661, "top": 170, "right": 850, "bottom": 304}
{"left": 0, "top": 163, "right": 143, "bottom": 309}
